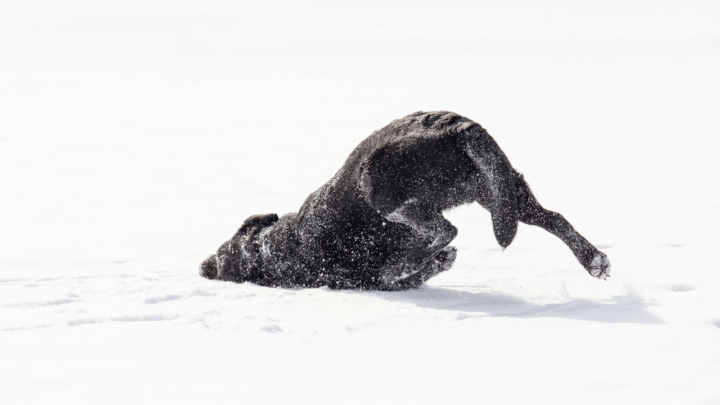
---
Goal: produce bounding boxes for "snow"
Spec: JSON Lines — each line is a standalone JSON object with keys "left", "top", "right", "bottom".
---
{"left": 2, "top": 0, "right": 720, "bottom": 403}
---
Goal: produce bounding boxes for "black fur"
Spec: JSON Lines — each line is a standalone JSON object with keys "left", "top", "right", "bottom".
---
{"left": 201, "top": 111, "right": 610, "bottom": 290}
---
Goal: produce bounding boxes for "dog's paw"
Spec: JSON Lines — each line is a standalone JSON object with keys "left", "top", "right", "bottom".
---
{"left": 587, "top": 252, "right": 611, "bottom": 280}
{"left": 434, "top": 246, "right": 457, "bottom": 271}
{"left": 378, "top": 246, "right": 457, "bottom": 290}
{"left": 379, "top": 262, "right": 422, "bottom": 287}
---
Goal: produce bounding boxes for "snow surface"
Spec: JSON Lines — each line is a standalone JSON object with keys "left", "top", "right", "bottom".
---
{"left": 2, "top": 1, "right": 720, "bottom": 403}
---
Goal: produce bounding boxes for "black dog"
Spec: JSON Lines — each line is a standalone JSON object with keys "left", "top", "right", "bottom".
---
{"left": 201, "top": 111, "right": 610, "bottom": 290}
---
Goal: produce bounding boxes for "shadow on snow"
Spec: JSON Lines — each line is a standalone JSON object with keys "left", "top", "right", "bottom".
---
{"left": 361, "top": 287, "right": 664, "bottom": 324}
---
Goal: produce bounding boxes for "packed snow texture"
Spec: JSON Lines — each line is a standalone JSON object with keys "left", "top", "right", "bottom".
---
{"left": 1, "top": 1, "right": 720, "bottom": 404}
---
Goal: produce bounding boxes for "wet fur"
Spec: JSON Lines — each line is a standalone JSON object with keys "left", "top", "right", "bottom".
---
{"left": 201, "top": 111, "right": 610, "bottom": 290}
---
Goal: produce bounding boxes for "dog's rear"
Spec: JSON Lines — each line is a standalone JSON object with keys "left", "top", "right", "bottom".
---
{"left": 359, "top": 112, "right": 519, "bottom": 257}
{"left": 360, "top": 111, "right": 609, "bottom": 279}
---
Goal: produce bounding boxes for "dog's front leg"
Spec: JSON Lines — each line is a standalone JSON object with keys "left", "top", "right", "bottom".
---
{"left": 514, "top": 175, "right": 611, "bottom": 279}
{"left": 385, "top": 199, "right": 458, "bottom": 262}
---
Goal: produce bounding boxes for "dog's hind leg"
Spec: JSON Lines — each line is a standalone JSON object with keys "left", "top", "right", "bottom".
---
{"left": 384, "top": 199, "right": 458, "bottom": 262}
{"left": 513, "top": 173, "right": 611, "bottom": 279}
{"left": 465, "top": 132, "right": 519, "bottom": 248}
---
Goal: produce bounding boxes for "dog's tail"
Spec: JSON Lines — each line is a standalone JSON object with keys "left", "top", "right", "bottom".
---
{"left": 464, "top": 128, "right": 518, "bottom": 248}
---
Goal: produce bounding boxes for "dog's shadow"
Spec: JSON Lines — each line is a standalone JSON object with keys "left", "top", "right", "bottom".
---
{"left": 360, "top": 286, "right": 664, "bottom": 324}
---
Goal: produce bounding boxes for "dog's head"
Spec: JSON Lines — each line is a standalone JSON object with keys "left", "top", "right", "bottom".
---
{"left": 200, "top": 213, "right": 279, "bottom": 282}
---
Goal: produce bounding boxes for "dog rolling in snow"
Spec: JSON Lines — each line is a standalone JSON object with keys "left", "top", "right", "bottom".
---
{"left": 201, "top": 111, "right": 610, "bottom": 290}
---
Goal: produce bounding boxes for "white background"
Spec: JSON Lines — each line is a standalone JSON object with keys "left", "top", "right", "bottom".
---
{"left": 1, "top": 1, "right": 719, "bottom": 403}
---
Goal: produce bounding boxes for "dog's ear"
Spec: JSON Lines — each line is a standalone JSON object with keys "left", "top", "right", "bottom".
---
{"left": 237, "top": 213, "right": 279, "bottom": 235}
